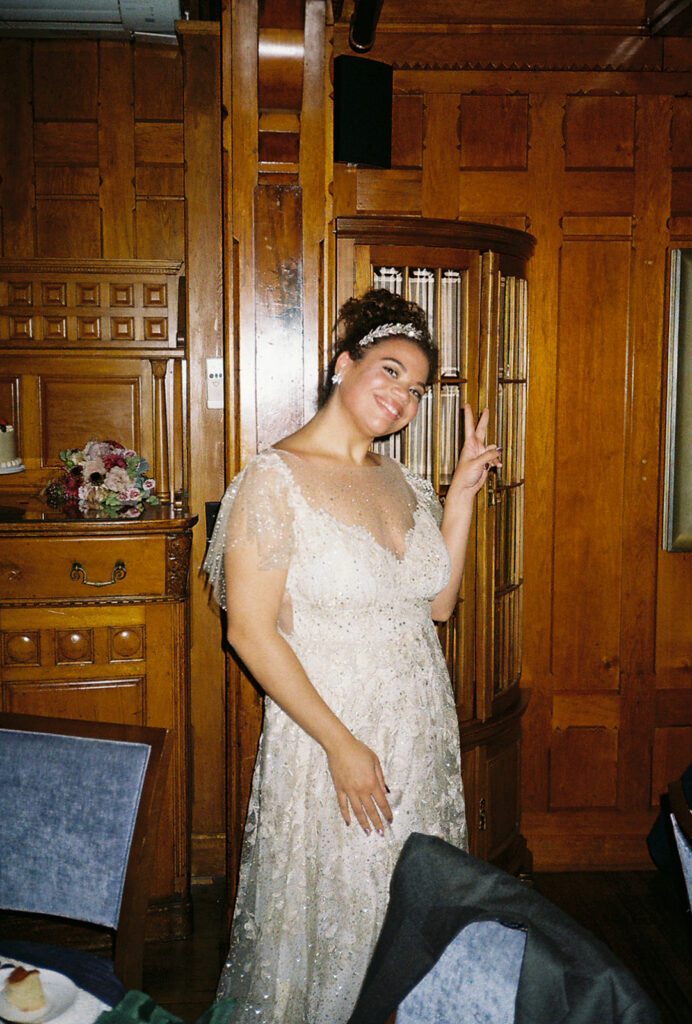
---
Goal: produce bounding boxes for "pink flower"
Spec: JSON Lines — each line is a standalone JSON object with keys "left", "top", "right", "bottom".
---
{"left": 143, "top": 478, "right": 156, "bottom": 491}
{"left": 122, "top": 506, "right": 142, "bottom": 518}
{"left": 128, "top": 487, "right": 141, "bottom": 501}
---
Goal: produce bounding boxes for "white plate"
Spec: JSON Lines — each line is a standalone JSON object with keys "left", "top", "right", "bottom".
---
{"left": 0, "top": 969, "right": 77, "bottom": 1024}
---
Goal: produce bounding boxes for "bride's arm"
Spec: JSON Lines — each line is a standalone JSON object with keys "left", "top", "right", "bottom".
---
{"left": 430, "top": 405, "right": 500, "bottom": 622}
{"left": 225, "top": 539, "right": 393, "bottom": 836}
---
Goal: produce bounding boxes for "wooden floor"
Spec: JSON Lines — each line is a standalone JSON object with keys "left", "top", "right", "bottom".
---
{"left": 144, "top": 869, "right": 692, "bottom": 1023}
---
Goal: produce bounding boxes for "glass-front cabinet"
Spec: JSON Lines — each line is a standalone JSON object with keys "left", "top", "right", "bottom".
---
{"left": 335, "top": 217, "right": 535, "bottom": 869}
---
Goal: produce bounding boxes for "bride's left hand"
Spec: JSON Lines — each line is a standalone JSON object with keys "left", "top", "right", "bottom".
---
{"left": 448, "top": 404, "right": 501, "bottom": 498}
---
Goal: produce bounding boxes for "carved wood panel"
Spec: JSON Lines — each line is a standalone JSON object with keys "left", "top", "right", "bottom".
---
{"left": 0, "top": 262, "right": 181, "bottom": 349}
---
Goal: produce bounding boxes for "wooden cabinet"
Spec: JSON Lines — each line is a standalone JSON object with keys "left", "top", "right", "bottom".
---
{"left": 336, "top": 216, "right": 535, "bottom": 871}
{"left": 0, "top": 504, "right": 196, "bottom": 937}
{"left": 0, "top": 255, "right": 195, "bottom": 934}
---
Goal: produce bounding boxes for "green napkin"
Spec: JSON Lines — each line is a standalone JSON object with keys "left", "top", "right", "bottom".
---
{"left": 95, "top": 991, "right": 237, "bottom": 1024}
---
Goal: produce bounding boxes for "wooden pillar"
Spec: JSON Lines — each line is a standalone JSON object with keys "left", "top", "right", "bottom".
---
{"left": 221, "top": 0, "right": 332, "bottom": 899}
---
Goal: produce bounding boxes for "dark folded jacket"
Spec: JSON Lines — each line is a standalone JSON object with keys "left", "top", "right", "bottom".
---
{"left": 348, "top": 833, "right": 661, "bottom": 1024}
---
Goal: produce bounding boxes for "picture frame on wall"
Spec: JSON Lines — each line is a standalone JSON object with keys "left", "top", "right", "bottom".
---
{"left": 663, "top": 249, "right": 692, "bottom": 551}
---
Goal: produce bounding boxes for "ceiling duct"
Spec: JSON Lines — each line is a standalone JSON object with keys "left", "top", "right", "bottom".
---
{"left": 0, "top": 0, "right": 184, "bottom": 44}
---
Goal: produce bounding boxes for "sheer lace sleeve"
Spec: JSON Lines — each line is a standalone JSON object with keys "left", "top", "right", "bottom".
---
{"left": 402, "top": 466, "right": 444, "bottom": 527}
{"left": 203, "top": 451, "right": 295, "bottom": 609}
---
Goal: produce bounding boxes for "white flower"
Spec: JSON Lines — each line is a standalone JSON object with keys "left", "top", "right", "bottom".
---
{"left": 104, "top": 466, "right": 132, "bottom": 492}
{"left": 143, "top": 478, "right": 156, "bottom": 491}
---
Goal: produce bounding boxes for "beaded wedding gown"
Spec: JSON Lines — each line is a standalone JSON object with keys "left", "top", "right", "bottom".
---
{"left": 204, "top": 448, "right": 467, "bottom": 1024}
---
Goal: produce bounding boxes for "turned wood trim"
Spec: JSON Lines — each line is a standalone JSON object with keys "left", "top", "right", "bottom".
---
{"left": 151, "top": 358, "right": 171, "bottom": 505}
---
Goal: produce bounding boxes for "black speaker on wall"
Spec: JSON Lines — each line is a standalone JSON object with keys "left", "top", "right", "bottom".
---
{"left": 333, "top": 55, "right": 393, "bottom": 168}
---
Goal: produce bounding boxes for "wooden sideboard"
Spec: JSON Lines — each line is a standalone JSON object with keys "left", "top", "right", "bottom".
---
{"left": 0, "top": 502, "right": 197, "bottom": 939}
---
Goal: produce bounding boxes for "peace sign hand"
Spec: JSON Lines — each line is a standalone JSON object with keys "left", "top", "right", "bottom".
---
{"left": 449, "top": 404, "right": 502, "bottom": 497}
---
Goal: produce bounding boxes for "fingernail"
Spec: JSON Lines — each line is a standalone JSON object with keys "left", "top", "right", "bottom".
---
{"left": 364, "top": 828, "right": 371, "bottom": 837}
{"left": 385, "top": 785, "right": 391, "bottom": 794}
{"left": 377, "top": 828, "right": 384, "bottom": 838}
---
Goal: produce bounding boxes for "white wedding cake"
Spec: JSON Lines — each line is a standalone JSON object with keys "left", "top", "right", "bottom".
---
{"left": 0, "top": 422, "right": 23, "bottom": 471}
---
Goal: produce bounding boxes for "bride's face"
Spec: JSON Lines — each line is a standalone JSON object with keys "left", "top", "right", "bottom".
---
{"left": 336, "top": 338, "right": 431, "bottom": 437}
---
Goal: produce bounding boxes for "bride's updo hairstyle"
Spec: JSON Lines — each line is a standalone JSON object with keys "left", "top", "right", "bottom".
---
{"left": 319, "top": 288, "right": 438, "bottom": 408}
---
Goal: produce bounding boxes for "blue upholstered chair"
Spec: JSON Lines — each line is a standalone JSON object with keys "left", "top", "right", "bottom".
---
{"left": 0, "top": 713, "right": 171, "bottom": 996}
{"left": 669, "top": 777, "right": 692, "bottom": 912}
{"left": 395, "top": 919, "right": 526, "bottom": 1024}
{"left": 348, "top": 833, "right": 661, "bottom": 1024}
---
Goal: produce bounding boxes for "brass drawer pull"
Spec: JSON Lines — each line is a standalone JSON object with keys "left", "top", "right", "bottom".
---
{"left": 70, "top": 560, "right": 127, "bottom": 587}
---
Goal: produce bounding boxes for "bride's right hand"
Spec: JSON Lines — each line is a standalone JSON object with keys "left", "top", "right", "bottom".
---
{"left": 326, "top": 733, "right": 393, "bottom": 835}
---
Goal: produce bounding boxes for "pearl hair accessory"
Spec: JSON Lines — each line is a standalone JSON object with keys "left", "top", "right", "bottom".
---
{"left": 331, "top": 370, "right": 343, "bottom": 386}
{"left": 358, "top": 322, "right": 423, "bottom": 348}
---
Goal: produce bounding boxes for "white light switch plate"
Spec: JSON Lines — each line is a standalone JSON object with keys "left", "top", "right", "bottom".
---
{"left": 206, "top": 358, "right": 224, "bottom": 409}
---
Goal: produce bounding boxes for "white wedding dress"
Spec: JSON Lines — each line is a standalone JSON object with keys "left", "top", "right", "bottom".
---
{"left": 204, "top": 448, "right": 467, "bottom": 1024}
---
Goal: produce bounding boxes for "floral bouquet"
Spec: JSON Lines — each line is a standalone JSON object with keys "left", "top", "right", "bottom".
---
{"left": 45, "top": 440, "right": 159, "bottom": 517}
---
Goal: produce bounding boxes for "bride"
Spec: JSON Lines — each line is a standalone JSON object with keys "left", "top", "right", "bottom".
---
{"left": 204, "top": 288, "right": 500, "bottom": 1023}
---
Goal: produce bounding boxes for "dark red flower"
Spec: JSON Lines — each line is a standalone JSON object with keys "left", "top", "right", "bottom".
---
{"left": 104, "top": 454, "right": 127, "bottom": 470}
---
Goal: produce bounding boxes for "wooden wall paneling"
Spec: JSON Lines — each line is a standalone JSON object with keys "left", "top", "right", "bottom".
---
{"left": 179, "top": 22, "right": 226, "bottom": 878}
{"left": 0, "top": 40, "right": 35, "bottom": 256}
{"left": 551, "top": 238, "right": 631, "bottom": 692}
{"left": 421, "top": 93, "right": 460, "bottom": 220}
{"left": 99, "top": 43, "right": 136, "bottom": 259}
{"left": 655, "top": 551, "right": 692, "bottom": 684}
{"left": 299, "top": 0, "right": 330, "bottom": 420}
{"left": 671, "top": 96, "right": 692, "bottom": 168}
{"left": 135, "top": 123, "right": 185, "bottom": 166}
{"left": 37, "top": 360, "right": 149, "bottom": 466}
{"left": 391, "top": 94, "right": 423, "bottom": 169}
{"left": 133, "top": 46, "right": 184, "bottom": 263}
{"left": 228, "top": 0, "right": 259, "bottom": 468}
{"left": 135, "top": 200, "right": 185, "bottom": 261}
{"left": 33, "top": 123, "right": 98, "bottom": 166}
{"left": 459, "top": 95, "right": 529, "bottom": 170}
{"left": 618, "top": 94, "right": 673, "bottom": 812}
{"left": 356, "top": 169, "right": 421, "bottom": 214}
{"left": 457, "top": 172, "right": 528, "bottom": 223}
{"left": 333, "top": 164, "right": 357, "bottom": 219}
{"left": 36, "top": 201, "right": 102, "bottom": 259}
{"left": 564, "top": 96, "right": 636, "bottom": 169}
{"left": 222, "top": 0, "right": 260, "bottom": 903}
{"left": 134, "top": 45, "right": 184, "bottom": 122}
{"left": 520, "top": 92, "right": 564, "bottom": 817}
{"left": 33, "top": 40, "right": 98, "bottom": 121}
{"left": 136, "top": 166, "right": 185, "bottom": 198}
{"left": 550, "top": 726, "right": 619, "bottom": 809}
{"left": 651, "top": 726, "right": 692, "bottom": 807}
{"left": 35, "top": 167, "right": 100, "bottom": 199}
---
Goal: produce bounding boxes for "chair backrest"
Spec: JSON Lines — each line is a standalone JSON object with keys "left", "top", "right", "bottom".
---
{"left": 669, "top": 778, "right": 692, "bottom": 909}
{"left": 0, "top": 713, "right": 171, "bottom": 990}
{"left": 396, "top": 919, "right": 526, "bottom": 1024}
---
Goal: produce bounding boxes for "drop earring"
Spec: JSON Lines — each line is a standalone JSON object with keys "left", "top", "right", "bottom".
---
{"left": 331, "top": 370, "right": 343, "bottom": 386}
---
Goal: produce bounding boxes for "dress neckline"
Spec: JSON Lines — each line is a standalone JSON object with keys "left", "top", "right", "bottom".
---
{"left": 267, "top": 448, "right": 420, "bottom": 564}
{"left": 270, "top": 446, "right": 384, "bottom": 470}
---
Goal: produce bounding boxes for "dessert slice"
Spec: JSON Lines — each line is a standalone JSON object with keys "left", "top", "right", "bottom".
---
{"left": 3, "top": 967, "right": 47, "bottom": 1012}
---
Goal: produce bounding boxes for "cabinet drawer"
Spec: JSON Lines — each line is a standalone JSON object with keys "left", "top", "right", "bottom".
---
{"left": 0, "top": 537, "right": 167, "bottom": 601}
